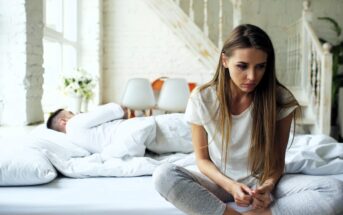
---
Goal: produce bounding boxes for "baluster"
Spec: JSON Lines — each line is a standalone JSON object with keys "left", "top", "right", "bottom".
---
{"left": 307, "top": 34, "right": 312, "bottom": 97}
{"left": 203, "top": 0, "right": 209, "bottom": 36}
{"left": 302, "top": 1, "right": 313, "bottom": 22}
{"left": 311, "top": 44, "right": 317, "bottom": 106}
{"left": 287, "top": 32, "right": 291, "bottom": 83}
{"left": 296, "top": 32, "right": 301, "bottom": 85}
{"left": 232, "top": 0, "right": 242, "bottom": 28}
{"left": 189, "top": 0, "right": 194, "bottom": 21}
{"left": 292, "top": 32, "right": 296, "bottom": 84}
{"left": 289, "top": 32, "right": 293, "bottom": 84}
{"left": 316, "top": 57, "right": 321, "bottom": 108}
{"left": 218, "top": 0, "right": 223, "bottom": 48}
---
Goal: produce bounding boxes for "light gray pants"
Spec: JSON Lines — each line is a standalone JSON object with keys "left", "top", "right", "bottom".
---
{"left": 153, "top": 163, "right": 343, "bottom": 215}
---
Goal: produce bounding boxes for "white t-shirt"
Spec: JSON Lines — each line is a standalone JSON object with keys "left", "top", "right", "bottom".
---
{"left": 66, "top": 103, "right": 125, "bottom": 153}
{"left": 184, "top": 85, "right": 297, "bottom": 182}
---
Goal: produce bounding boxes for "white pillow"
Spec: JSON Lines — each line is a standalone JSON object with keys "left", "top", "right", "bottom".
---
{"left": 101, "top": 117, "right": 156, "bottom": 159}
{"left": 30, "top": 124, "right": 90, "bottom": 159}
{"left": 147, "top": 113, "right": 193, "bottom": 154}
{"left": 0, "top": 139, "right": 57, "bottom": 186}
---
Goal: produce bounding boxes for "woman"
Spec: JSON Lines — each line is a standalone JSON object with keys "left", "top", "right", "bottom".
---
{"left": 153, "top": 24, "right": 343, "bottom": 215}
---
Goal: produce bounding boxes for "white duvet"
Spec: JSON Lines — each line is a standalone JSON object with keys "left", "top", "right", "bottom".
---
{"left": 43, "top": 131, "right": 343, "bottom": 178}
{"left": 285, "top": 134, "right": 343, "bottom": 174}
{"left": 1, "top": 116, "right": 342, "bottom": 185}
{"left": 35, "top": 113, "right": 196, "bottom": 178}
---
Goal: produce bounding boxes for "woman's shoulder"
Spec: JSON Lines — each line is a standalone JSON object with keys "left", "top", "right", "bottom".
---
{"left": 190, "top": 85, "right": 217, "bottom": 103}
{"left": 276, "top": 85, "right": 296, "bottom": 104}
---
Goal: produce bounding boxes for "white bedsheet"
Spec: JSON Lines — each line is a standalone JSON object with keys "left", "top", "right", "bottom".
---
{"left": 0, "top": 174, "right": 342, "bottom": 215}
{"left": 0, "top": 176, "right": 185, "bottom": 215}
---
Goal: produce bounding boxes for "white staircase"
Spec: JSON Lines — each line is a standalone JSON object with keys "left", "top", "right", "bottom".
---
{"left": 143, "top": 0, "right": 219, "bottom": 72}
{"left": 287, "top": 1, "right": 332, "bottom": 135}
{"left": 144, "top": 0, "right": 333, "bottom": 135}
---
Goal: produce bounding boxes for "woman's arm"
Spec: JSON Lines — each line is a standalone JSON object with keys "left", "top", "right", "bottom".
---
{"left": 192, "top": 124, "right": 252, "bottom": 206}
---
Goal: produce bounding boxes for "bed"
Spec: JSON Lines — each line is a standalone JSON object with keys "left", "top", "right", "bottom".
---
{"left": 0, "top": 114, "right": 343, "bottom": 215}
{"left": 0, "top": 176, "right": 184, "bottom": 215}
{"left": 0, "top": 173, "right": 343, "bottom": 215}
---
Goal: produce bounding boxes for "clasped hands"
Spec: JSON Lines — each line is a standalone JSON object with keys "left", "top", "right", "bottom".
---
{"left": 231, "top": 182, "right": 274, "bottom": 209}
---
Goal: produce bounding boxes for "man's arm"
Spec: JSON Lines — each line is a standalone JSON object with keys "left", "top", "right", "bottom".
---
{"left": 68, "top": 103, "right": 124, "bottom": 129}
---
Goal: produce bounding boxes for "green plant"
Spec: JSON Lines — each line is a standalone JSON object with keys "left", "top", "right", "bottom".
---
{"left": 318, "top": 17, "right": 343, "bottom": 125}
{"left": 62, "top": 67, "right": 96, "bottom": 100}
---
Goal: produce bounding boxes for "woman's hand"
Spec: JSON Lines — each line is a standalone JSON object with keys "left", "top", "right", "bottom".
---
{"left": 251, "top": 182, "right": 274, "bottom": 209}
{"left": 229, "top": 182, "right": 253, "bottom": 207}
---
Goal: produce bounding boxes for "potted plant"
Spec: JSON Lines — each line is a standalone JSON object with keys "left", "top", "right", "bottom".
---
{"left": 62, "top": 67, "right": 96, "bottom": 113}
{"left": 318, "top": 17, "right": 343, "bottom": 138}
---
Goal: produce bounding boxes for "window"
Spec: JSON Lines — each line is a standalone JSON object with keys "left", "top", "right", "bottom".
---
{"left": 42, "top": 0, "right": 79, "bottom": 114}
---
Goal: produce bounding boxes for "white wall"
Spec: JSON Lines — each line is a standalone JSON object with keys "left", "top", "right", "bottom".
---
{"left": 102, "top": 0, "right": 210, "bottom": 103}
{"left": 0, "top": 0, "right": 44, "bottom": 125}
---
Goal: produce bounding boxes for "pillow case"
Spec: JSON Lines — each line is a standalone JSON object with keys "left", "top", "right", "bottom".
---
{"left": 101, "top": 117, "right": 156, "bottom": 159}
{"left": 30, "top": 124, "right": 90, "bottom": 159}
{"left": 0, "top": 138, "right": 57, "bottom": 186}
{"left": 147, "top": 113, "right": 193, "bottom": 154}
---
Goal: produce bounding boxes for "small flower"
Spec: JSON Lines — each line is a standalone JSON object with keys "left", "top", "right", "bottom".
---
{"left": 61, "top": 68, "right": 96, "bottom": 100}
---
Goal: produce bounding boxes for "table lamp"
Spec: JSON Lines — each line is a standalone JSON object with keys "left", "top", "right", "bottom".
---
{"left": 157, "top": 78, "right": 190, "bottom": 113}
{"left": 121, "top": 78, "right": 156, "bottom": 117}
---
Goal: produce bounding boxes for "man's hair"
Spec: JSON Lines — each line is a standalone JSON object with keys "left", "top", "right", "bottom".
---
{"left": 46, "top": 109, "right": 65, "bottom": 131}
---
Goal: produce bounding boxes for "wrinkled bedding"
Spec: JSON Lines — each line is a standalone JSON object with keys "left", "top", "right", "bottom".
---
{"left": 285, "top": 134, "right": 343, "bottom": 174}
{"left": 47, "top": 133, "right": 343, "bottom": 178}
{"left": 0, "top": 116, "right": 342, "bottom": 185}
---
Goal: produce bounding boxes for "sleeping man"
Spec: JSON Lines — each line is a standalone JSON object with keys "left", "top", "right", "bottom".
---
{"left": 46, "top": 103, "right": 193, "bottom": 156}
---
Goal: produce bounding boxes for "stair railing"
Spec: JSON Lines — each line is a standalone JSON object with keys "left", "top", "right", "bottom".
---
{"left": 172, "top": 0, "right": 227, "bottom": 48}
{"left": 287, "top": 1, "right": 333, "bottom": 135}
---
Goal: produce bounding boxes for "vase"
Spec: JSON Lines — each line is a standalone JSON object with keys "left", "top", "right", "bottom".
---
{"left": 82, "top": 99, "right": 89, "bottom": 113}
{"left": 68, "top": 95, "right": 82, "bottom": 114}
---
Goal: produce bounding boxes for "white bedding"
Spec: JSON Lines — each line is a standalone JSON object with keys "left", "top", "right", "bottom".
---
{"left": 0, "top": 176, "right": 185, "bottom": 215}
{"left": 1, "top": 122, "right": 342, "bottom": 183}
{"left": 285, "top": 134, "right": 343, "bottom": 174}
{"left": 0, "top": 174, "right": 342, "bottom": 215}
{"left": 1, "top": 124, "right": 343, "bottom": 215}
{"left": 44, "top": 133, "right": 343, "bottom": 178}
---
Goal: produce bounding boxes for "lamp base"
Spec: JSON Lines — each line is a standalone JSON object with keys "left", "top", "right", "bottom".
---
{"left": 127, "top": 109, "right": 153, "bottom": 118}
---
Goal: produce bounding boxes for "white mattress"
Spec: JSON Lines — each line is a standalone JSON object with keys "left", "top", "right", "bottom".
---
{"left": 0, "top": 176, "right": 185, "bottom": 215}
{"left": 1, "top": 174, "right": 342, "bottom": 215}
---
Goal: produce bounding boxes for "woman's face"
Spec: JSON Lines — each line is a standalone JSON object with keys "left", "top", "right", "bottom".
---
{"left": 222, "top": 48, "right": 267, "bottom": 94}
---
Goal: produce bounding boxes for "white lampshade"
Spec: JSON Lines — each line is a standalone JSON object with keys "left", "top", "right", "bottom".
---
{"left": 121, "top": 78, "right": 156, "bottom": 110}
{"left": 157, "top": 78, "right": 190, "bottom": 112}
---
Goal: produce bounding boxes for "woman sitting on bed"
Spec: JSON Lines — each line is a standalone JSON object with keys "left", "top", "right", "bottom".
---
{"left": 153, "top": 24, "right": 343, "bottom": 215}
{"left": 46, "top": 103, "right": 129, "bottom": 153}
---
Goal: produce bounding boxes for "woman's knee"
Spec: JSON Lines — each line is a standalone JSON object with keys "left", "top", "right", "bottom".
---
{"left": 153, "top": 163, "right": 183, "bottom": 197}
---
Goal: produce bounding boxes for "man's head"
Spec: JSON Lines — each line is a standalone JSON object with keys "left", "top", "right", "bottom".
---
{"left": 46, "top": 109, "right": 75, "bottom": 133}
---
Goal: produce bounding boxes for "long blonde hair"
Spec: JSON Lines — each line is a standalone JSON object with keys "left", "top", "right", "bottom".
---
{"left": 200, "top": 24, "right": 299, "bottom": 183}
